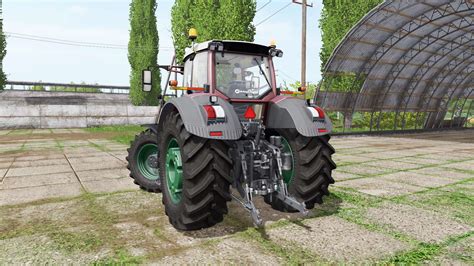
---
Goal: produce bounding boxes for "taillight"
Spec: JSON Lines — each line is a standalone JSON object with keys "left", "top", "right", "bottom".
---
{"left": 244, "top": 105, "right": 256, "bottom": 120}
{"left": 203, "top": 105, "right": 216, "bottom": 119}
{"left": 203, "top": 105, "right": 225, "bottom": 122}
{"left": 307, "top": 106, "right": 325, "bottom": 120}
{"left": 209, "top": 131, "right": 223, "bottom": 137}
{"left": 314, "top": 107, "right": 325, "bottom": 119}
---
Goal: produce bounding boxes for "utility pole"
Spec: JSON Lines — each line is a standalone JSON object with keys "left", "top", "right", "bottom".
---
{"left": 292, "top": 0, "right": 313, "bottom": 90}
{"left": 0, "top": 0, "right": 3, "bottom": 84}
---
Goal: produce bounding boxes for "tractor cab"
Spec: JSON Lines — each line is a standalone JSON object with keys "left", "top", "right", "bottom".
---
{"left": 181, "top": 40, "right": 283, "bottom": 101}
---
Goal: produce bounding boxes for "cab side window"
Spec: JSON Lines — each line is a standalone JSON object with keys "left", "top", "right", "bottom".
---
{"left": 182, "top": 52, "right": 208, "bottom": 89}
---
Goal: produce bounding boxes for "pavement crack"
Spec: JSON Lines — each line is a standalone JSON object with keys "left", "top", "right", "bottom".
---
{"left": 87, "top": 140, "right": 126, "bottom": 163}
{"left": 64, "top": 154, "right": 87, "bottom": 192}
{"left": 1, "top": 157, "right": 16, "bottom": 184}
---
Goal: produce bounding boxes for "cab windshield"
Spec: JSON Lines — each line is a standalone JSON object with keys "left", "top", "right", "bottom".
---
{"left": 216, "top": 53, "right": 272, "bottom": 99}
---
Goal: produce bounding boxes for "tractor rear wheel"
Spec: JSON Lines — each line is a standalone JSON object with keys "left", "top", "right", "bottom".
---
{"left": 159, "top": 111, "right": 232, "bottom": 230}
{"left": 127, "top": 129, "right": 161, "bottom": 193}
{"left": 265, "top": 129, "right": 336, "bottom": 212}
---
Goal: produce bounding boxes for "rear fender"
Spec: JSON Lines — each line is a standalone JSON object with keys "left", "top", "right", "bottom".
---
{"left": 266, "top": 96, "right": 333, "bottom": 137}
{"left": 158, "top": 94, "right": 242, "bottom": 140}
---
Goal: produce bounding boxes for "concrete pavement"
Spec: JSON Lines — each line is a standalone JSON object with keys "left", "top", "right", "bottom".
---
{"left": 0, "top": 128, "right": 473, "bottom": 264}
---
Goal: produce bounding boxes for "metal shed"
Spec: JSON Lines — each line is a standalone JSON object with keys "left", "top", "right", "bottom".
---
{"left": 316, "top": 0, "right": 473, "bottom": 131}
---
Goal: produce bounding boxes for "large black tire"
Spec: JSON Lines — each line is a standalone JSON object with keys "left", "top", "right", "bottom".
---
{"left": 127, "top": 129, "right": 161, "bottom": 193}
{"left": 265, "top": 129, "right": 336, "bottom": 212}
{"left": 159, "top": 111, "right": 232, "bottom": 230}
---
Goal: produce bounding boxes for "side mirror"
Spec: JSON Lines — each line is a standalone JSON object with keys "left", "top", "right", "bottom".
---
{"left": 142, "top": 70, "right": 152, "bottom": 92}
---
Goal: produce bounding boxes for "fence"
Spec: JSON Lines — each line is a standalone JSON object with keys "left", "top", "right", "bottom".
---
{"left": 4, "top": 81, "right": 130, "bottom": 94}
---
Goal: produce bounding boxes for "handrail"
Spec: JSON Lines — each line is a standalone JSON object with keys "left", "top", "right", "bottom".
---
{"left": 3, "top": 81, "right": 130, "bottom": 94}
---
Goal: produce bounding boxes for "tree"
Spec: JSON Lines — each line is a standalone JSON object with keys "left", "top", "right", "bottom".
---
{"left": 286, "top": 81, "right": 316, "bottom": 100}
{"left": 128, "top": 0, "right": 161, "bottom": 106}
{"left": 319, "top": 0, "right": 382, "bottom": 69}
{"left": 171, "top": 0, "right": 256, "bottom": 63}
{"left": 319, "top": 0, "right": 382, "bottom": 128}
{"left": 0, "top": 17, "right": 7, "bottom": 90}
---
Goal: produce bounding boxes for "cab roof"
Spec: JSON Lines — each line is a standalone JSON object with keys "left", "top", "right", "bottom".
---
{"left": 184, "top": 40, "right": 273, "bottom": 60}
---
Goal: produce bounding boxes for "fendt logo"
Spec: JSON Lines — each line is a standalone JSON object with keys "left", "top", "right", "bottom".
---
{"left": 235, "top": 89, "right": 258, "bottom": 95}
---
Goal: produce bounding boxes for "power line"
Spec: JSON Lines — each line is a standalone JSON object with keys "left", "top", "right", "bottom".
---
{"left": 6, "top": 32, "right": 127, "bottom": 48}
{"left": 277, "top": 69, "right": 298, "bottom": 81}
{"left": 256, "top": 0, "right": 272, "bottom": 12}
{"left": 255, "top": 2, "right": 292, "bottom": 26}
{"left": 5, "top": 31, "right": 174, "bottom": 51}
{"left": 7, "top": 35, "right": 128, "bottom": 49}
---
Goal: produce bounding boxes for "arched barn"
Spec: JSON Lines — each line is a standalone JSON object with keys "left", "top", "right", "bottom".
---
{"left": 317, "top": 0, "right": 473, "bottom": 132}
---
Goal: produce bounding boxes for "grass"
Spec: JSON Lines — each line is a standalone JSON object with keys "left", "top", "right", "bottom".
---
{"left": 93, "top": 249, "right": 144, "bottom": 265}
{"left": 49, "top": 230, "right": 103, "bottom": 253}
{"left": 85, "top": 125, "right": 144, "bottom": 145}
{"left": 385, "top": 232, "right": 473, "bottom": 264}
{"left": 238, "top": 227, "right": 328, "bottom": 265}
{"left": 85, "top": 125, "right": 144, "bottom": 133}
{"left": 113, "top": 134, "right": 137, "bottom": 145}
{"left": 392, "top": 180, "right": 474, "bottom": 226}
{"left": 388, "top": 242, "right": 442, "bottom": 264}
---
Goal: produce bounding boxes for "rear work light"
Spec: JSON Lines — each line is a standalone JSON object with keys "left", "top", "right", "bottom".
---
{"left": 307, "top": 106, "right": 325, "bottom": 120}
{"left": 203, "top": 105, "right": 225, "bottom": 122}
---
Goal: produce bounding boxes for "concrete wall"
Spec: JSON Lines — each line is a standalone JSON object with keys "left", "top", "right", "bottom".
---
{"left": 0, "top": 91, "right": 159, "bottom": 129}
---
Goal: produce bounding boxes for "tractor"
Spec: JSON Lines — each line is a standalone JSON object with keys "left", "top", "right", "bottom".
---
{"left": 126, "top": 29, "right": 336, "bottom": 230}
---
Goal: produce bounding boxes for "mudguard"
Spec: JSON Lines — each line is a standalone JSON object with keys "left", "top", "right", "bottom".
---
{"left": 266, "top": 96, "right": 333, "bottom": 137}
{"left": 158, "top": 94, "right": 242, "bottom": 140}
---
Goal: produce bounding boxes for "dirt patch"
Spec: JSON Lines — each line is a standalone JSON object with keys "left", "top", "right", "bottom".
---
{"left": 267, "top": 216, "right": 409, "bottom": 263}
{"left": 113, "top": 221, "right": 175, "bottom": 256}
{"left": 0, "top": 234, "right": 110, "bottom": 264}
{"left": 379, "top": 171, "right": 456, "bottom": 188}
{"left": 94, "top": 191, "right": 161, "bottom": 217}
{"left": 431, "top": 235, "right": 473, "bottom": 264}
{"left": 335, "top": 177, "right": 424, "bottom": 197}
{"left": 366, "top": 203, "right": 472, "bottom": 243}
{"left": 153, "top": 237, "right": 284, "bottom": 265}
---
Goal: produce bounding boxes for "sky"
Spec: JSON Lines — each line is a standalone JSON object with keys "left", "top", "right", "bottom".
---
{"left": 3, "top": 0, "right": 323, "bottom": 88}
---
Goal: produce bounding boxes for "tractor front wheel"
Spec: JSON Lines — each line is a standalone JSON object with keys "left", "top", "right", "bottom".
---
{"left": 159, "top": 111, "right": 232, "bottom": 230}
{"left": 126, "top": 129, "right": 161, "bottom": 193}
{"left": 265, "top": 129, "right": 336, "bottom": 212}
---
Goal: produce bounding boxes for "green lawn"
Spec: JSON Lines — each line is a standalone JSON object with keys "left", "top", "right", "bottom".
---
{"left": 85, "top": 125, "right": 145, "bottom": 145}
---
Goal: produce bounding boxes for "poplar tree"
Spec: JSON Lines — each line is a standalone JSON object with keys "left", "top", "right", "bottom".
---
{"left": 128, "top": 0, "right": 161, "bottom": 105}
{"left": 171, "top": 0, "right": 256, "bottom": 63}
{"left": 0, "top": 15, "right": 6, "bottom": 90}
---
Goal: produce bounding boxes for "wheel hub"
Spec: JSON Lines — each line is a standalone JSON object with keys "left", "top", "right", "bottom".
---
{"left": 137, "top": 143, "right": 159, "bottom": 181}
{"left": 166, "top": 139, "right": 183, "bottom": 204}
{"left": 281, "top": 137, "right": 294, "bottom": 184}
{"left": 147, "top": 154, "right": 158, "bottom": 168}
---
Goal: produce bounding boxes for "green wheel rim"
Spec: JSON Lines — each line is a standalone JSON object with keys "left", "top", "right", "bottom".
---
{"left": 165, "top": 138, "right": 183, "bottom": 204}
{"left": 281, "top": 137, "right": 294, "bottom": 184}
{"left": 136, "top": 143, "right": 159, "bottom": 181}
